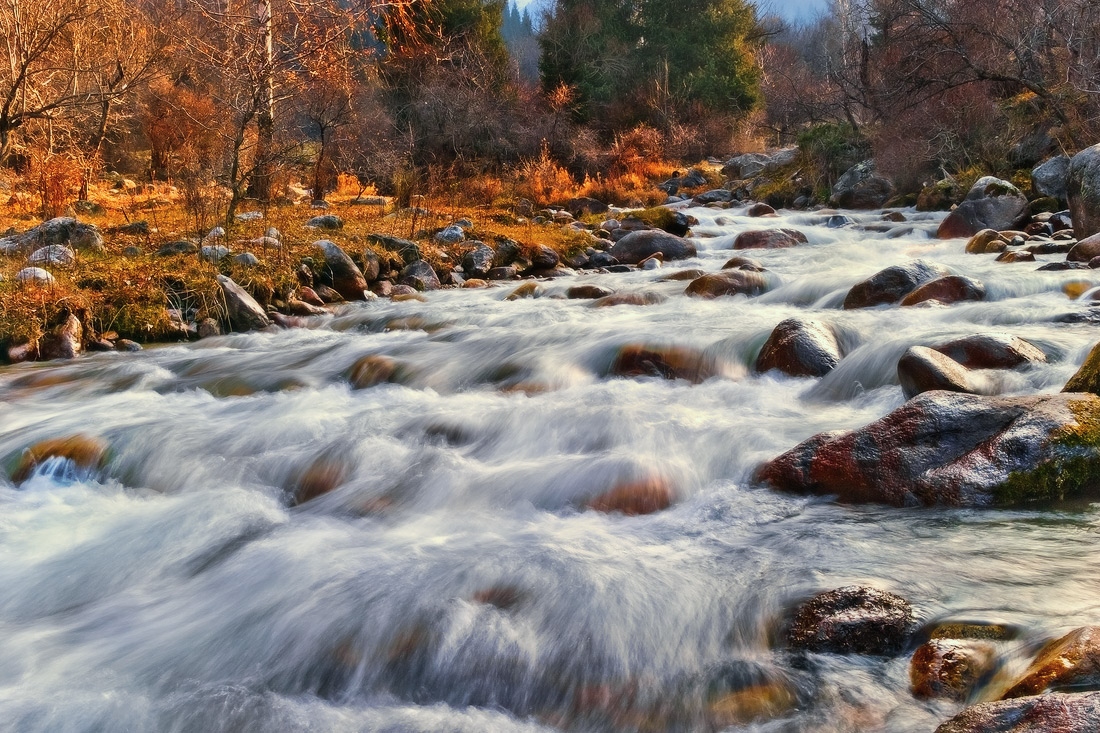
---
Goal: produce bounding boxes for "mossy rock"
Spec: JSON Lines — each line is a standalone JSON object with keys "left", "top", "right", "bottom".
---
{"left": 1063, "top": 342, "right": 1100, "bottom": 396}
{"left": 621, "top": 207, "right": 693, "bottom": 236}
{"left": 1028, "top": 196, "right": 1061, "bottom": 215}
{"left": 917, "top": 180, "right": 960, "bottom": 211}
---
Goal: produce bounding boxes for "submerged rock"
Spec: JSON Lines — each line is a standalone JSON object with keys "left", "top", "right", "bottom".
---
{"left": 757, "top": 391, "right": 1100, "bottom": 507}
{"left": 755, "top": 318, "right": 842, "bottom": 378}
{"left": 786, "top": 586, "right": 914, "bottom": 655}
{"left": 910, "top": 639, "right": 998, "bottom": 701}
{"left": 1002, "top": 626, "right": 1100, "bottom": 698}
{"left": 608, "top": 343, "right": 735, "bottom": 383}
{"left": 936, "top": 692, "right": 1100, "bottom": 732}
{"left": 685, "top": 271, "right": 770, "bottom": 298}
{"left": 586, "top": 476, "right": 675, "bottom": 516}
{"left": 10, "top": 434, "right": 109, "bottom": 484}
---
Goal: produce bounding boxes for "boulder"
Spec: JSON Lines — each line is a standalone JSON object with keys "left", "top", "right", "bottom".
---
{"left": 360, "top": 250, "right": 381, "bottom": 281}
{"left": 592, "top": 292, "right": 666, "bottom": 307}
{"left": 733, "top": 228, "right": 807, "bottom": 250}
{"left": 755, "top": 318, "right": 842, "bottom": 378}
{"left": 722, "top": 152, "right": 771, "bottom": 179}
{"left": 936, "top": 177, "right": 1028, "bottom": 239}
{"left": 366, "top": 233, "right": 420, "bottom": 264}
{"left": 567, "top": 284, "right": 615, "bottom": 299}
{"left": 757, "top": 391, "right": 1100, "bottom": 507}
{"left": 899, "top": 276, "right": 986, "bottom": 306}
{"left": 608, "top": 230, "right": 696, "bottom": 264}
{"left": 10, "top": 434, "right": 109, "bottom": 484}
{"left": 566, "top": 196, "right": 608, "bottom": 217}
{"left": 747, "top": 203, "right": 777, "bottom": 217}
{"left": 461, "top": 243, "right": 495, "bottom": 278}
{"left": 26, "top": 244, "right": 75, "bottom": 268}
{"left": 786, "top": 586, "right": 914, "bottom": 655}
{"left": 200, "top": 245, "right": 230, "bottom": 263}
{"left": 0, "top": 217, "right": 103, "bottom": 255}
{"left": 1032, "top": 154, "right": 1071, "bottom": 201}
{"left": 233, "top": 253, "right": 259, "bottom": 267}
{"left": 1002, "top": 626, "right": 1100, "bottom": 698}
{"left": 15, "top": 267, "right": 54, "bottom": 285}
{"left": 829, "top": 160, "right": 894, "bottom": 209}
{"left": 314, "top": 240, "right": 367, "bottom": 300}
{"left": 685, "top": 271, "right": 770, "bottom": 299}
{"left": 305, "top": 214, "right": 343, "bottom": 230}
{"left": 348, "top": 354, "right": 401, "bottom": 389}
{"left": 38, "top": 313, "right": 83, "bottom": 360}
{"left": 843, "top": 260, "right": 949, "bottom": 309}
{"left": 1064, "top": 341, "right": 1100, "bottom": 395}
{"left": 995, "top": 251, "right": 1035, "bottom": 263}
{"left": 964, "top": 229, "right": 1007, "bottom": 254}
{"left": 933, "top": 333, "right": 1046, "bottom": 369}
{"left": 898, "top": 347, "right": 976, "bottom": 399}
{"left": 156, "top": 240, "right": 198, "bottom": 257}
{"left": 935, "top": 692, "right": 1100, "bottom": 732}
{"left": 1068, "top": 143, "right": 1100, "bottom": 238}
{"left": 529, "top": 244, "right": 560, "bottom": 270}
{"left": 586, "top": 476, "right": 674, "bottom": 516}
{"left": 910, "top": 639, "right": 999, "bottom": 701}
{"left": 398, "top": 260, "right": 441, "bottom": 291}
{"left": 608, "top": 343, "right": 735, "bottom": 383}
{"left": 217, "top": 274, "right": 272, "bottom": 332}
{"left": 722, "top": 256, "right": 765, "bottom": 271}
{"left": 487, "top": 266, "right": 517, "bottom": 280}
{"left": 434, "top": 225, "right": 465, "bottom": 245}
{"left": 1067, "top": 232, "right": 1100, "bottom": 262}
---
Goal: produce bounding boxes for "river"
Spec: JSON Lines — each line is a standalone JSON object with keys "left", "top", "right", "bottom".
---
{"left": 2, "top": 204, "right": 1099, "bottom": 732}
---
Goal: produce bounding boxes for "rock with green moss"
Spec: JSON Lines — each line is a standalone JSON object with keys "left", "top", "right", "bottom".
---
{"left": 1068, "top": 144, "right": 1100, "bottom": 239}
{"left": 1063, "top": 341, "right": 1100, "bottom": 395}
{"left": 757, "top": 391, "right": 1100, "bottom": 507}
{"left": 937, "top": 177, "right": 1028, "bottom": 239}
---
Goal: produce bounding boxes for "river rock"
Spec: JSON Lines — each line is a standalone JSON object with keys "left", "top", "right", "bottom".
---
{"left": 722, "top": 256, "right": 765, "bottom": 272}
{"left": 755, "top": 318, "right": 842, "bottom": 377}
{"left": 843, "top": 260, "right": 949, "bottom": 309}
{"left": 487, "top": 266, "right": 517, "bottom": 280}
{"left": 722, "top": 152, "right": 771, "bottom": 179}
{"left": 366, "top": 233, "right": 420, "bottom": 264}
{"left": 937, "top": 178, "right": 1028, "bottom": 239}
{"left": 217, "top": 274, "right": 272, "bottom": 332}
{"left": 398, "top": 260, "right": 440, "bottom": 291}
{"left": 461, "top": 243, "right": 495, "bottom": 278}
{"left": 0, "top": 217, "right": 103, "bottom": 254}
{"left": 685, "top": 271, "right": 770, "bottom": 298}
{"left": 933, "top": 334, "right": 1047, "bottom": 369}
{"left": 910, "top": 639, "right": 999, "bottom": 701}
{"left": 1067, "top": 233, "right": 1100, "bottom": 262}
{"left": 733, "top": 228, "right": 807, "bottom": 250}
{"left": 935, "top": 692, "right": 1100, "bottom": 732}
{"left": 314, "top": 240, "right": 367, "bottom": 300}
{"left": 348, "top": 354, "right": 401, "bottom": 390}
{"left": 37, "top": 313, "right": 83, "bottom": 360}
{"left": 567, "top": 284, "right": 614, "bottom": 299}
{"left": 566, "top": 196, "right": 608, "bottom": 216}
{"left": 26, "top": 244, "right": 75, "bottom": 268}
{"left": 786, "top": 586, "right": 914, "bottom": 655}
{"left": 586, "top": 476, "right": 674, "bottom": 516}
{"left": 1032, "top": 154, "right": 1071, "bottom": 201}
{"left": 608, "top": 230, "right": 696, "bottom": 264}
{"left": 10, "top": 434, "right": 109, "bottom": 484}
{"left": 829, "top": 160, "right": 894, "bottom": 209}
{"left": 1002, "top": 626, "right": 1100, "bottom": 698}
{"left": 305, "top": 214, "right": 343, "bottom": 230}
{"left": 592, "top": 292, "right": 666, "bottom": 307}
{"left": 313, "top": 284, "right": 344, "bottom": 303}
{"left": 285, "top": 299, "right": 327, "bottom": 316}
{"left": 1068, "top": 143, "right": 1100, "bottom": 238}
{"left": 757, "top": 391, "right": 1100, "bottom": 507}
{"left": 197, "top": 318, "right": 221, "bottom": 338}
{"left": 505, "top": 282, "right": 541, "bottom": 300}
{"left": 898, "top": 347, "right": 976, "bottom": 399}
{"left": 965, "top": 229, "right": 1007, "bottom": 254}
{"left": 359, "top": 250, "right": 381, "bottom": 281}
{"left": 995, "top": 250, "right": 1035, "bottom": 263}
{"left": 900, "top": 276, "right": 986, "bottom": 306}
{"left": 747, "top": 203, "right": 777, "bottom": 217}
{"left": 608, "top": 343, "right": 733, "bottom": 383}
{"left": 693, "top": 189, "right": 733, "bottom": 205}
{"left": 1064, "top": 341, "right": 1100, "bottom": 395}
{"left": 529, "top": 244, "right": 559, "bottom": 270}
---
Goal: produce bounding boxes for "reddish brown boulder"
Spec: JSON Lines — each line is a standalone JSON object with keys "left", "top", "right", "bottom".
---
{"left": 1067, "top": 232, "right": 1100, "bottom": 262}
{"left": 786, "top": 586, "right": 914, "bottom": 655}
{"left": 608, "top": 343, "right": 738, "bottom": 383}
{"left": 567, "top": 284, "right": 614, "bottom": 299}
{"left": 900, "top": 276, "right": 986, "bottom": 306}
{"left": 348, "top": 355, "right": 402, "bottom": 389}
{"left": 994, "top": 250, "right": 1035, "bottom": 263}
{"left": 755, "top": 318, "right": 842, "bottom": 378}
{"left": 586, "top": 476, "right": 675, "bottom": 516}
{"left": 746, "top": 203, "right": 777, "bottom": 217}
{"left": 932, "top": 334, "right": 1046, "bottom": 369}
{"left": 722, "top": 256, "right": 765, "bottom": 271}
{"left": 910, "top": 639, "right": 998, "bottom": 700}
{"left": 315, "top": 240, "right": 368, "bottom": 300}
{"left": 592, "top": 292, "right": 666, "bottom": 307}
{"left": 843, "top": 260, "right": 949, "bottom": 309}
{"left": 11, "top": 434, "right": 109, "bottom": 484}
{"left": 733, "top": 228, "right": 807, "bottom": 250}
{"left": 756, "top": 391, "right": 1100, "bottom": 507}
{"left": 1002, "top": 626, "right": 1100, "bottom": 698}
{"left": 936, "top": 692, "right": 1100, "bottom": 732}
{"left": 965, "top": 229, "right": 1007, "bottom": 254}
{"left": 685, "top": 271, "right": 770, "bottom": 299}
{"left": 293, "top": 455, "right": 349, "bottom": 505}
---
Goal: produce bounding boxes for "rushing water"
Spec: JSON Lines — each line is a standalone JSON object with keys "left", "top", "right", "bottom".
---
{"left": 3, "top": 205, "right": 1100, "bottom": 732}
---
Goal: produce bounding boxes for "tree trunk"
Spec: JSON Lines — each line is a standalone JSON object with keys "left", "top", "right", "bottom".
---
{"left": 248, "top": 0, "right": 276, "bottom": 201}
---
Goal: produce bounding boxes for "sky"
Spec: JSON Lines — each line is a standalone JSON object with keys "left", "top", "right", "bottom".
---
{"left": 514, "top": 0, "right": 829, "bottom": 24}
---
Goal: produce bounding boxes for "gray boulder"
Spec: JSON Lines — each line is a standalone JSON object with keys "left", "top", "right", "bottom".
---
{"left": 609, "top": 230, "right": 696, "bottom": 264}
{"left": 27, "top": 245, "right": 76, "bottom": 268}
{"left": 398, "top": 260, "right": 440, "bottom": 291}
{"left": 461, "top": 243, "right": 495, "bottom": 278}
{"left": 314, "top": 240, "right": 367, "bottom": 300}
{"left": 1031, "top": 154, "right": 1071, "bottom": 201}
{"left": 305, "top": 214, "right": 343, "bottom": 230}
{"left": 829, "top": 160, "right": 894, "bottom": 209}
{"left": 1068, "top": 143, "right": 1100, "bottom": 238}
{"left": 0, "top": 217, "right": 103, "bottom": 255}
{"left": 217, "top": 275, "right": 272, "bottom": 332}
{"left": 936, "top": 177, "right": 1028, "bottom": 239}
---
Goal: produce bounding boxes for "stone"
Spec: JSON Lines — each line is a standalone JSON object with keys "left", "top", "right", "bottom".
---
{"left": 567, "top": 284, "right": 614, "bottom": 299}
{"left": 38, "top": 313, "right": 83, "bottom": 360}
{"left": 10, "top": 434, "right": 109, "bottom": 484}
{"left": 843, "top": 260, "right": 950, "bottom": 309}
{"left": 1068, "top": 143, "right": 1100, "bottom": 238}
{"left": 197, "top": 318, "right": 221, "bottom": 339}
{"left": 493, "top": 238, "right": 521, "bottom": 267}
{"left": 722, "top": 256, "right": 765, "bottom": 271}
{"left": 462, "top": 279, "right": 487, "bottom": 289}
{"left": 592, "top": 292, "right": 666, "bottom": 307}
{"left": 693, "top": 189, "right": 733, "bottom": 205}
{"left": 733, "top": 228, "right": 807, "bottom": 250}
{"left": 434, "top": 225, "right": 465, "bottom": 245}
{"left": 487, "top": 266, "right": 517, "bottom": 280}
{"left": 685, "top": 271, "right": 770, "bottom": 299}
{"left": 829, "top": 160, "right": 894, "bottom": 209}
{"left": 530, "top": 244, "right": 560, "bottom": 270}
{"left": 933, "top": 334, "right": 1047, "bottom": 369}
{"left": 826, "top": 215, "right": 855, "bottom": 228}
{"left": 757, "top": 391, "right": 1100, "bottom": 507}
{"left": 910, "top": 639, "right": 999, "bottom": 701}
{"left": 366, "top": 233, "right": 420, "bottom": 264}
{"left": 898, "top": 347, "right": 976, "bottom": 399}
{"left": 505, "top": 282, "right": 541, "bottom": 300}
{"left": 26, "top": 244, "right": 75, "bottom": 268}
{"left": 156, "top": 240, "right": 198, "bottom": 257}
{"left": 722, "top": 152, "right": 771, "bottom": 179}
{"left": 285, "top": 299, "right": 327, "bottom": 316}
{"left": 900, "top": 276, "right": 986, "bottom": 306}
{"left": 115, "top": 339, "right": 142, "bottom": 352}
{"left": 305, "top": 214, "right": 343, "bottom": 230}
{"left": 348, "top": 354, "right": 400, "bottom": 389}
{"left": 314, "top": 240, "right": 367, "bottom": 300}
{"left": 995, "top": 250, "right": 1035, "bottom": 263}
{"left": 122, "top": 246, "right": 142, "bottom": 257}
{"left": 293, "top": 454, "right": 348, "bottom": 505}
{"left": 1067, "top": 232, "right": 1100, "bottom": 262}
{"left": 15, "top": 267, "right": 54, "bottom": 285}
{"left": 1002, "top": 626, "right": 1100, "bottom": 698}
{"left": 747, "top": 203, "right": 777, "bottom": 217}
{"left": 588, "top": 251, "right": 618, "bottom": 268}
{"left": 235, "top": 210, "right": 263, "bottom": 221}
{"left": 756, "top": 318, "right": 842, "bottom": 378}
{"left": 786, "top": 586, "right": 914, "bottom": 655}
{"left": 1032, "top": 154, "right": 1071, "bottom": 201}
{"left": 586, "top": 476, "right": 674, "bottom": 516}
{"left": 0, "top": 217, "right": 103, "bottom": 255}
{"left": 935, "top": 692, "right": 1100, "bottom": 732}
{"left": 608, "top": 230, "right": 696, "bottom": 264}
{"left": 608, "top": 343, "right": 737, "bottom": 383}
{"left": 965, "top": 229, "right": 1007, "bottom": 254}
{"left": 461, "top": 243, "right": 495, "bottom": 278}
{"left": 200, "top": 245, "right": 231, "bottom": 263}
{"left": 233, "top": 252, "right": 259, "bottom": 267}
{"left": 360, "top": 250, "right": 381, "bottom": 281}
{"left": 398, "top": 260, "right": 441, "bottom": 291}
{"left": 313, "top": 285, "right": 343, "bottom": 303}
{"left": 217, "top": 274, "right": 272, "bottom": 332}
{"left": 566, "top": 196, "right": 609, "bottom": 216}
{"left": 937, "top": 177, "right": 1028, "bottom": 239}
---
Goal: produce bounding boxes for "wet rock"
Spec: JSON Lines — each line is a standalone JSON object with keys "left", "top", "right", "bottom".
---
{"left": 592, "top": 292, "right": 666, "bottom": 307}
{"left": 1068, "top": 143, "right": 1100, "bottom": 238}
{"left": 706, "top": 670, "right": 798, "bottom": 728}
{"left": 38, "top": 313, "right": 83, "bottom": 360}
{"left": 1037, "top": 261, "right": 1089, "bottom": 271}
{"left": 15, "top": 267, "right": 55, "bottom": 285}
{"left": 995, "top": 250, "right": 1035, "bottom": 263}
{"left": 747, "top": 203, "right": 777, "bottom": 217}
{"left": 1002, "top": 626, "right": 1100, "bottom": 698}
{"left": 608, "top": 230, "right": 696, "bottom": 264}
{"left": 314, "top": 240, "right": 368, "bottom": 300}
{"left": 964, "top": 229, "right": 1007, "bottom": 254}
{"left": 843, "top": 260, "right": 949, "bottom": 309}
{"left": 487, "top": 266, "right": 517, "bottom": 280}
{"left": 722, "top": 256, "right": 765, "bottom": 271}
{"left": 285, "top": 299, "right": 327, "bottom": 316}
{"left": 937, "top": 177, "right": 1028, "bottom": 239}
{"left": 588, "top": 251, "right": 619, "bottom": 268}
{"left": 757, "top": 391, "right": 1100, "bottom": 507}
{"left": 900, "top": 276, "right": 986, "bottom": 306}
{"left": 685, "top": 271, "right": 770, "bottom": 299}
{"left": 313, "top": 284, "right": 344, "bottom": 303}
{"left": 567, "top": 284, "right": 614, "bottom": 299}
{"left": 829, "top": 160, "right": 894, "bottom": 209}
{"left": 293, "top": 454, "right": 349, "bottom": 505}
{"left": 156, "top": 240, "right": 198, "bottom": 257}
{"left": 398, "top": 260, "right": 441, "bottom": 291}
{"left": 586, "top": 476, "right": 674, "bottom": 516}
{"left": 1067, "top": 233, "right": 1100, "bottom": 262}
{"left": 197, "top": 318, "right": 221, "bottom": 339}
{"left": 608, "top": 343, "right": 734, "bottom": 383}
{"left": 471, "top": 586, "right": 527, "bottom": 611}
{"left": 826, "top": 214, "right": 855, "bottom": 228}
{"left": 26, "top": 244, "right": 75, "bottom": 268}
{"left": 461, "top": 243, "right": 495, "bottom": 278}
{"left": 1032, "top": 154, "right": 1071, "bottom": 201}
{"left": 755, "top": 318, "right": 842, "bottom": 378}
{"left": 529, "top": 244, "right": 560, "bottom": 270}
{"left": 898, "top": 347, "right": 976, "bottom": 399}
{"left": 933, "top": 334, "right": 1046, "bottom": 369}
{"left": 935, "top": 692, "right": 1100, "bottom": 732}
{"left": 786, "top": 586, "right": 914, "bottom": 655}
{"left": 733, "top": 228, "right": 807, "bottom": 250}
{"left": 1027, "top": 240, "right": 1073, "bottom": 255}
{"left": 217, "top": 274, "right": 272, "bottom": 332}
{"left": 86, "top": 339, "right": 115, "bottom": 352}
{"left": 693, "top": 189, "right": 733, "bottom": 205}
{"left": 505, "top": 282, "right": 541, "bottom": 300}
{"left": 115, "top": 339, "right": 142, "bottom": 352}
{"left": 348, "top": 354, "right": 401, "bottom": 389}
{"left": 366, "top": 233, "right": 420, "bottom": 264}
{"left": 663, "top": 268, "right": 706, "bottom": 281}
{"left": 0, "top": 217, "right": 103, "bottom": 254}
{"left": 305, "top": 214, "right": 343, "bottom": 230}
{"left": 462, "top": 279, "right": 487, "bottom": 289}
{"left": 1064, "top": 341, "right": 1100, "bottom": 395}
{"left": 910, "top": 639, "right": 998, "bottom": 701}
{"left": 10, "top": 434, "right": 109, "bottom": 484}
